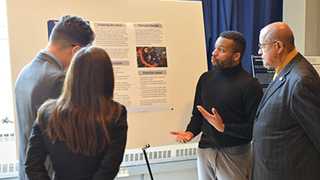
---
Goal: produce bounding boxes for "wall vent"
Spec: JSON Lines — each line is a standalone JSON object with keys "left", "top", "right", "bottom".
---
{"left": 0, "top": 162, "right": 18, "bottom": 179}
{"left": 120, "top": 143, "right": 198, "bottom": 167}
{"left": 0, "top": 133, "right": 15, "bottom": 142}
{"left": 0, "top": 132, "right": 18, "bottom": 179}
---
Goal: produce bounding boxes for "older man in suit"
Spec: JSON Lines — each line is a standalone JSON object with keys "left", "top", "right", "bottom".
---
{"left": 252, "top": 22, "right": 320, "bottom": 179}
{"left": 14, "top": 15, "right": 94, "bottom": 180}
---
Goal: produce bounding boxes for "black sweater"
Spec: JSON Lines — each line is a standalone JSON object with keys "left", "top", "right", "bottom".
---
{"left": 187, "top": 64, "right": 263, "bottom": 148}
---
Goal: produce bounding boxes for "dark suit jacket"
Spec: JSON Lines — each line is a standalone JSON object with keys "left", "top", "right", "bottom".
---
{"left": 14, "top": 51, "right": 65, "bottom": 180}
{"left": 252, "top": 53, "right": 320, "bottom": 180}
{"left": 25, "top": 104, "right": 128, "bottom": 180}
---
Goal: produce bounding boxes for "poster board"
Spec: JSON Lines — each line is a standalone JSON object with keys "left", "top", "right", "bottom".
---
{"left": 7, "top": 0, "right": 207, "bottom": 149}
{"left": 251, "top": 55, "right": 275, "bottom": 92}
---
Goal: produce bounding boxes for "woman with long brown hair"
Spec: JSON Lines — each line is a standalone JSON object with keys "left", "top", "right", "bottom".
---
{"left": 25, "top": 46, "right": 128, "bottom": 180}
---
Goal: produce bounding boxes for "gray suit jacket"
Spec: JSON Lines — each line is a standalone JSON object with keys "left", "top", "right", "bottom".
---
{"left": 14, "top": 51, "right": 65, "bottom": 180}
{"left": 252, "top": 53, "right": 320, "bottom": 180}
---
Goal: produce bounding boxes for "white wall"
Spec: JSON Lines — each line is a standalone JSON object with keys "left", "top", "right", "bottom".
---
{"left": 305, "top": 0, "right": 320, "bottom": 55}
{"left": 283, "top": 0, "right": 320, "bottom": 56}
{"left": 283, "top": 0, "right": 306, "bottom": 54}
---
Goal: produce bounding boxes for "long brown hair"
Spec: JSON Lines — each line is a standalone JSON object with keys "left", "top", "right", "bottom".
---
{"left": 38, "top": 46, "right": 121, "bottom": 156}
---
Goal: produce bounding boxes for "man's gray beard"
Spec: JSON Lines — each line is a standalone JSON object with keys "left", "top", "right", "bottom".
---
{"left": 262, "top": 59, "right": 273, "bottom": 69}
{"left": 263, "top": 63, "right": 272, "bottom": 69}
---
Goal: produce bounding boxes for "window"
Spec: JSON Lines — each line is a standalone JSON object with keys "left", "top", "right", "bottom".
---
{"left": 0, "top": 0, "right": 18, "bottom": 178}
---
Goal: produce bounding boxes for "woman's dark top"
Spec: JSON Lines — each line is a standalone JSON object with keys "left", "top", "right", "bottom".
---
{"left": 25, "top": 103, "right": 128, "bottom": 180}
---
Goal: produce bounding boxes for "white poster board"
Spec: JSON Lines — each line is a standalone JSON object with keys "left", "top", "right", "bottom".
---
{"left": 7, "top": 0, "right": 207, "bottom": 149}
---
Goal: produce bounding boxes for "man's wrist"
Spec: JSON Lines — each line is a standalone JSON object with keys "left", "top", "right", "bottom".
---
{"left": 186, "top": 131, "right": 194, "bottom": 139}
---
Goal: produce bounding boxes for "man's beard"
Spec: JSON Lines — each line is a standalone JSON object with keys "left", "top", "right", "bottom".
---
{"left": 262, "top": 59, "right": 272, "bottom": 69}
{"left": 213, "top": 57, "right": 233, "bottom": 70}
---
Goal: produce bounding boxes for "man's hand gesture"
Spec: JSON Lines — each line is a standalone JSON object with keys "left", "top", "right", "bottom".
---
{"left": 197, "top": 105, "right": 225, "bottom": 132}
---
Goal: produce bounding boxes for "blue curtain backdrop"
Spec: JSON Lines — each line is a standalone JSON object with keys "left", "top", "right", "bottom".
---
{"left": 195, "top": 0, "right": 283, "bottom": 73}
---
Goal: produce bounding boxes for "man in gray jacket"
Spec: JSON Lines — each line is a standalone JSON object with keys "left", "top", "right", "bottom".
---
{"left": 14, "top": 15, "right": 94, "bottom": 180}
{"left": 252, "top": 22, "right": 320, "bottom": 180}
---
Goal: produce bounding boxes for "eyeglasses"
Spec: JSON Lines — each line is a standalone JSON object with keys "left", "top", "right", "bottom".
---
{"left": 258, "top": 41, "right": 277, "bottom": 49}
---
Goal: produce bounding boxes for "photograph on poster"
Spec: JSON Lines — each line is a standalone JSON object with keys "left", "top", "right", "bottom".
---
{"left": 136, "top": 47, "right": 167, "bottom": 68}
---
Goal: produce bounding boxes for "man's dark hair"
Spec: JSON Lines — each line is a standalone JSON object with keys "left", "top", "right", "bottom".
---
{"left": 220, "top": 31, "right": 246, "bottom": 60}
{"left": 50, "top": 15, "right": 95, "bottom": 48}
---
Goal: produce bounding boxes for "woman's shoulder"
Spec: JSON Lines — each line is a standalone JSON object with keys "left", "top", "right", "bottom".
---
{"left": 37, "top": 100, "right": 57, "bottom": 129}
{"left": 111, "top": 101, "right": 127, "bottom": 124}
{"left": 111, "top": 101, "right": 126, "bottom": 111}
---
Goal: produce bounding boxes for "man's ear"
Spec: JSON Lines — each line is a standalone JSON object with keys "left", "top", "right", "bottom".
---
{"left": 233, "top": 52, "right": 241, "bottom": 62}
{"left": 276, "top": 41, "right": 284, "bottom": 54}
{"left": 70, "top": 45, "right": 80, "bottom": 55}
